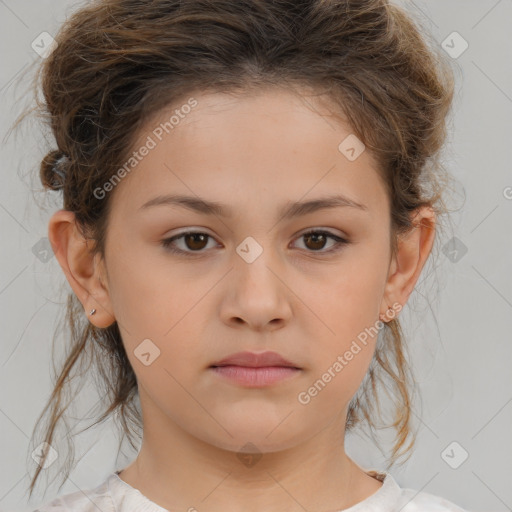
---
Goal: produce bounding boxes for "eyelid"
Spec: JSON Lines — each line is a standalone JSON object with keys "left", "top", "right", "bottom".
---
{"left": 296, "top": 226, "right": 347, "bottom": 239}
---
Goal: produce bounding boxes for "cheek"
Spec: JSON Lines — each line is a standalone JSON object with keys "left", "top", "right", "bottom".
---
{"left": 105, "top": 239, "right": 199, "bottom": 330}
{"left": 107, "top": 253, "right": 217, "bottom": 366}
{"left": 298, "top": 286, "right": 381, "bottom": 412}
{"left": 310, "top": 250, "right": 387, "bottom": 339}
{"left": 297, "top": 248, "right": 387, "bottom": 392}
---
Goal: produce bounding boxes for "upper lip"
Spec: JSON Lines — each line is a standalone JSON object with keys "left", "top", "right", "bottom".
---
{"left": 210, "top": 351, "right": 300, "bottom": 369}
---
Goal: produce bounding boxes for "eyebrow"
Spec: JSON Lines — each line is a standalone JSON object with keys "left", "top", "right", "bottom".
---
{"left": 139, "top": 193, "right": 368, "bottom": 219}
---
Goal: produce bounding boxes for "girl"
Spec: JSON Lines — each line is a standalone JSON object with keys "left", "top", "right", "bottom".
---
{"left": 26, "top": 0, "right": 468, "bottom": 510}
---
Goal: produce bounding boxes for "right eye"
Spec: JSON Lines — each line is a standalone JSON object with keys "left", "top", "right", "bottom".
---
{"left": 161, "top": 231, "right": 218, "bottom": 255}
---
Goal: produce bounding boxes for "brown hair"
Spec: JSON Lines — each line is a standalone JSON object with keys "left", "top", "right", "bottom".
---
{"left": 16, "top": 0, "right": 456, "bottom": 497}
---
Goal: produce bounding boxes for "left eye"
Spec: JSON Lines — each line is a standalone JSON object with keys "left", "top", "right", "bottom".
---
{"left": 293, "top": 230, "right": 348, "bottom": 253}
{"left": 161, "top": 230, "right": 348, "bottom": 255}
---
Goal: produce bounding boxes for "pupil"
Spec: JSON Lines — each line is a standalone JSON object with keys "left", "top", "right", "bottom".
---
{"left": 305, "top": 233, "right": 325, "bottom": 250}
{"left": 186, "top": 233, "right": 207, "bottom": 250}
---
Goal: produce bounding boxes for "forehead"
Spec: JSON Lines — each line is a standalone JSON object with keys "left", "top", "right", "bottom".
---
{"left": 108, "top": 87, "right": 389, "bottom": 218}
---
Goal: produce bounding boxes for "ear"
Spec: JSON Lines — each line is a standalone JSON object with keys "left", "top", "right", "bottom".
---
{"left": 48, "top": 209, "right": 116, "bottom": 328}
{"left": 380, "top": 206, "right": 436, "bottom": 321}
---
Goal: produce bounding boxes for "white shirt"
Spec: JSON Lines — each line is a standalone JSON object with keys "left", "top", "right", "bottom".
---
{"left": 33, "top": 469, "right": 469, "bottom": 511}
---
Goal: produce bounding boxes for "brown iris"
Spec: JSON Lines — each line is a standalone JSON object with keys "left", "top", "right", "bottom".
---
{"left": 303, "top": 232, "right": 328, "bottom": 251}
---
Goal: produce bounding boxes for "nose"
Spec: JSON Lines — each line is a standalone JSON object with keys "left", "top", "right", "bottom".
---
{"left": 219, "top": 247, "right": 293, "bottom": 332}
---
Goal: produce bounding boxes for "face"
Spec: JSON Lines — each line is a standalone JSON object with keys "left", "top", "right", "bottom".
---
{"left": 96, "top": 87, "right": 396, "bottom": 454}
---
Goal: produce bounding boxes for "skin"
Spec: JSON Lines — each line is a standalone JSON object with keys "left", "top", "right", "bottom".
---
{"left": 48, "top": 86, "right": 435, "bottom": 512}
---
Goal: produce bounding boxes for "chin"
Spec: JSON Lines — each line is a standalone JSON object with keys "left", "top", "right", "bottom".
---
{"left": 182, "top": 415, "right": 300, "bottom": 453}
{"left": 211, "top": 435, "right": 303, "bottom": 459}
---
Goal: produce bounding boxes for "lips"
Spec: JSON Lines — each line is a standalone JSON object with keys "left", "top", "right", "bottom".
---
{"left": 210, "top": 351, "right": 300, "bottom": 369}
{"left": 209, "top": 351, "right": 301, "bottom": 387}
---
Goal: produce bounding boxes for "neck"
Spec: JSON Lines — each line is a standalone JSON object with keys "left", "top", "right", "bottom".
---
{"left": 117, "top": 393, "right": 382, "bottom": 512}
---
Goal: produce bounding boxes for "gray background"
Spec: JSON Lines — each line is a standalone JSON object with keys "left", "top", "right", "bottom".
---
{"left": 1, "top": 1, "right": 511, "bottom": 511}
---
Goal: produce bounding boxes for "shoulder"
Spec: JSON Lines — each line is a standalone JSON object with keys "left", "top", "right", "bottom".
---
{"left": 363, "top": 469, "right": 470, "bottom": 512}
{"left": 397, "top": 485, "right": 470, "bottom": 511}
{"left": 32, "top": 475, "right": 114, "bottom": 512}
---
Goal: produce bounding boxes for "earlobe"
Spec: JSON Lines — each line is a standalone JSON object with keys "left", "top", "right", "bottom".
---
{"left": 48, "top": 209, "right": 116, "bottom": 328}
{"left": 380, "top": 206, "right": 436, "bottom": 320}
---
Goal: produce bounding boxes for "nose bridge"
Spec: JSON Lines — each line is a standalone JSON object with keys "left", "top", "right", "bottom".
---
{"left": 234, "top": 233, "right": 282, "bottom": 293}
{"left": 221, "top": 233, "right": 292, "bottom": 328}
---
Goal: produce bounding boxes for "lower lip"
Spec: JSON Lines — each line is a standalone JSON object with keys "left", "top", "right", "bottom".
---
{"left": 210, "top": 365, "right": 301, "bottom": 387}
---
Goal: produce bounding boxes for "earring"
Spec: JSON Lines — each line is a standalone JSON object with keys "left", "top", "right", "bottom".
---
{"left": 89, "top": 308, "right": 96, "bottom": 316}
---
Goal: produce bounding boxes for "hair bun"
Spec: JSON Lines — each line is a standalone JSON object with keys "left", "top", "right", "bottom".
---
{"left": 40, "top": 150, "right": 68, "bottom": 191}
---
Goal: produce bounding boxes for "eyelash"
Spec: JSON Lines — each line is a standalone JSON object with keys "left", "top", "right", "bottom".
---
{"left": 160, "top": 229, "right": 349, "bottom": 256}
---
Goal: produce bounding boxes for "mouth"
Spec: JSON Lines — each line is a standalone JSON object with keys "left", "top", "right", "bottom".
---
{"left": 209, "top": 365, "right": 301, "bottom": 387}
{"left": 210, "top": 350, "right": 300, "bottom": 369}
{"left": 209, "top": 351, "right": 302, "bottom": 387}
